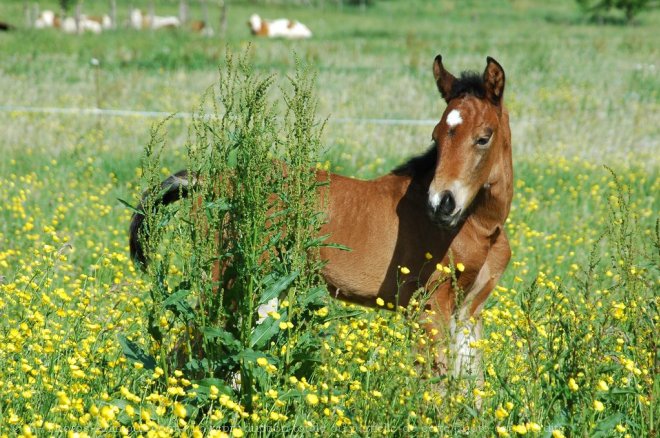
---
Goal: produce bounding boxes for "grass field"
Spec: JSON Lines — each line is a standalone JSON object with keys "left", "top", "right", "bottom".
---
{"left": 0, "top": 0, "right": 658, "bottom": 436}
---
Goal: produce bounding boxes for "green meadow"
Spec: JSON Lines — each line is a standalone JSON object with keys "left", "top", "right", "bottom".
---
{"left": 0, "top": 0, "right": 658, "bottom": 436}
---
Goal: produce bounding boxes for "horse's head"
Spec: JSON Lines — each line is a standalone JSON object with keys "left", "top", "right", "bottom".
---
{"left": 427, "top": 55, "right": 508, "bottom": 228}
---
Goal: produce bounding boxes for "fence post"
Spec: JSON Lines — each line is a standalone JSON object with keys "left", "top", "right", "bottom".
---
{"left": 179, "top": 0, "right": 189, "bottom": 25}
{"left": 148, "top": 0, "right": 155, "bottom": 30}
{"left": 200, "top": 0, "right": 210, "bottom": 35}
{"left": 219, "top": 0, "right": 227, "bottom": 39}
{"left": 32, "top": 3, "right": 40, "bottom": 26}
{"left": 75, "top": 1, "right": 82, "bottom": 34}
{"left": 110, "top": 0, "right": 117, "bottom": 29}
{"left": 24, "top": 1, "right": 32, "bottom": 28}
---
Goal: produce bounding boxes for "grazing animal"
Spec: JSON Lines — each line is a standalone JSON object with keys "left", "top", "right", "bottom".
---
{"left": 190, "top": 19, "right": 213, "bottom": 36}
{"left": 34, "top": 10, "right": 111, "bottom": 34}
{"left": 247, "top": 13, "right": 312, "bottom": 39}
{"left": 34, "top": 10, "right": 58, "bottom": 29}
{"left": 130, "top": 9, "right": 181, "bottom": 30}
{"left": 129, "top": 55, "right": 512, "bottom": 376}
{"left": 85, "top": 14, "right": 113, "bottom": 30}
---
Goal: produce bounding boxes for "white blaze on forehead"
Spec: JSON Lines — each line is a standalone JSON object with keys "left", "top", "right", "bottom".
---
{"left": 446, "top": 109, "right": 463, "bottom": 127}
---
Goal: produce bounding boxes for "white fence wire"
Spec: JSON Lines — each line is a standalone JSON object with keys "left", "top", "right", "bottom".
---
{"left": 0, "top": 105, "right": 439, "bottom": 126}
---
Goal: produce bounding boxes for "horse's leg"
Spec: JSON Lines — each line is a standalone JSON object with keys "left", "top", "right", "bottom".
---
{"left": 423, "top": 276, "right": 455, "bottom": 375}
{"left": 424, "top": 232, "right": 511, "bottom": 378}
{"left": 451, "top": 231, "right": 511, "bottom": 379}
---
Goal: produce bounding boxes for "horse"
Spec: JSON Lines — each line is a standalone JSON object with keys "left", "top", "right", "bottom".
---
{"left": 129, "top": 54, "right": 512, "bottom": 376}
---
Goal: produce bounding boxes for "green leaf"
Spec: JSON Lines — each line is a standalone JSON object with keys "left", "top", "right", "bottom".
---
{"left": 301, "top": 285, "right": 328, "bottom": 307}
{"left": 250, "top": 310, "right": 286, "bottom": 350}
{"left": 205, "top": 198, "right": 231, "bottom": 211}
{"left": 592, "top": 413, "right": 624, "bottom": 437}
{"left": 195, "top": 378, "right": 235, "bottom": 398}
{"left": 117, "top": 198, "right": 143, "bottom": 215}
{"left": 203, "top": 327, "right": 241, "bottom": 352}
{"left": 259, "top": 270, "right": 299, "bottom": 305}
{"left": 162, "top": 288, "right": 195, "bottom": 320}
{"left": 117, "top": 334, "right": 156, "bottom": 370}
{"left": 319, "top": 237, "right": 352, "bottom": 252}
{"left": 227, "top": 147, "right": 239, "bottom": 169}
{"left": 236, "top": 349, "right": 275, "bottom": 363}
{"left": 276, "top": 389, "right": 304, "bottom": 401}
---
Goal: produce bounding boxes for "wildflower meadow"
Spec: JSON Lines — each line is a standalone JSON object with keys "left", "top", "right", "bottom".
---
{"left": 0, "top": 0, "right": 658, "bottom": 437}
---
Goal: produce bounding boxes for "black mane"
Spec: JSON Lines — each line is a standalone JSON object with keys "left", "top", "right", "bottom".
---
{"left": 391, "top": 144, "right": 437, "bottom": 178}
{"left": 447, "top": 71, "right": 486, "bottom": 101}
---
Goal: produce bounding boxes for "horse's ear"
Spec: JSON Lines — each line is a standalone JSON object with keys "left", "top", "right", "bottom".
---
{"left": 433, "top": 55, "right": 456, "bottom": 102}
{"left": 483, "top": 56, "right": 505, "bottom": 104}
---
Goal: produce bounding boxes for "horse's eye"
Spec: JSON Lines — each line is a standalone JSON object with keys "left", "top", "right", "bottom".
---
{"left": 476, "top": 135, "right": 491, "bottom": 147}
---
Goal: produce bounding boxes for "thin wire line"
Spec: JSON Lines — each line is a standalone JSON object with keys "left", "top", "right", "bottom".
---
{"left": 0, "top": 105, "right": 438, "bottom": 126}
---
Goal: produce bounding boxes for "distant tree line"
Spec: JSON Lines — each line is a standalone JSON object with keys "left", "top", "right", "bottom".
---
{"left": 576, "top": 0, "right": 659, "bottom": 23}
{"left": 59, "top": 0, "right": 76, "bottom": 12}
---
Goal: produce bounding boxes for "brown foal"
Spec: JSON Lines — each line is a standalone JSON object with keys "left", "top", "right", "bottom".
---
{"left": 130, "top": 54, "right": 513, "bottom": 376}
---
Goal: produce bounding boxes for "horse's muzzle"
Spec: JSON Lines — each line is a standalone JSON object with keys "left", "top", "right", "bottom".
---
{"left": 428, "top": 190, "right": 461, "bottom": 228}
{"left": 427, "top": 204, "right": 462, "bottom": 228}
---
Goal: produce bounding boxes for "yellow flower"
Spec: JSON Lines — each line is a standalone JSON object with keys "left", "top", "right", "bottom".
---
{"left": 528, "top": 423, "right": 541, "bottom": 432}
{"left": 306, "top": 393, "right": 319, "bottom": 406}
{"left": 593, "top": 399, "right": 605, "bottom": 412}
{"left": 512, "top": 424, "right": 527, "bottom": 434}
{"left": 425, "top": 252, "right": 433, "bottom": 260}
{"left": 100, "top": 405, "right": 115, "bottom": 421}
{"left": 173, "top": 402, "right": 187, "bottom": 419}
{"left": 597, "top": 380, "right": 609, "bottom": 391}
{"left": 257, "top": 357, "right": 268, "bottom": 367}
{"left": 551, "top": 430, "right": 566, "bottom": 438}
{"left": 496, "top": 426, "right": 510, "bottom": 437}
{"left": 495, "top": 406, "right": 509, "bottom": 419}
{"left": 611, "top": 302, "right": 625, "bottom": 319}
{"left": 400, "top": 266, "right": 410, "bottom": 275}
{"left": 456, "top": 262, "right": 465, "bottom": 272}
{"left": 376, "top": 297, "right": 385, "bottom": 306}
{"left": 568, "top": 378, "right": 579, "bottom": 392}
{"left": 232, "top": 429, "right": 244, "bottom": 438}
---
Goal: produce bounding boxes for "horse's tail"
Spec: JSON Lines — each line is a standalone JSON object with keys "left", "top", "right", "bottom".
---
{"left": 129, "top": 169, "right": 192, "bottom": 269}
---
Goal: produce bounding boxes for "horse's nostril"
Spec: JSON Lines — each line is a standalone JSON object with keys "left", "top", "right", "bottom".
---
{"left": 438, "top": 191, "right": 455, "bottom": 215}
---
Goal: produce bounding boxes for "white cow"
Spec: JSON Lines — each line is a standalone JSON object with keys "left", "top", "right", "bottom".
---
{"left": 248, "top": 13, "right": 312, "bottom": 39}
{"left": 35, "top": 10, "right": 111, "bottom": 34}
{"left": 34, "top": 10, "right": 57, "bottom": 28}
{"left": 130, "top": 9, "right": 180, "bottom": 30}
